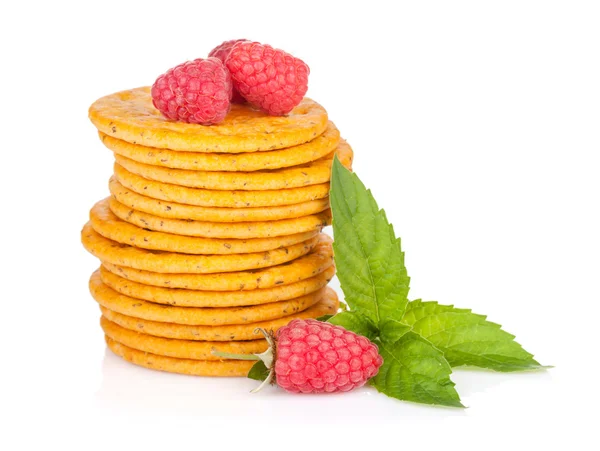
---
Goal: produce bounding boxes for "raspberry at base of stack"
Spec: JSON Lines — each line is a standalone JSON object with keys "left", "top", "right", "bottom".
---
{"left": 83, "top": 87, "right": 352, "bottom": 377}
{"left": 276, "top": 319, "right": 384, "bottom": 393}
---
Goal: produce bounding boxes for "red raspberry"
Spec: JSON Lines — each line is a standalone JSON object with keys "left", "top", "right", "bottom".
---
{"left": 208, "top": 39, "right": 248, "bottom": 104}
{"left": 225, "top": 41, "right": 309, "bottom": 116}
{"left": 274, "top": 319, "right": 383, "bottom": 393}
{"left": 151, "top": 58, "right": 232, "bottom": 125}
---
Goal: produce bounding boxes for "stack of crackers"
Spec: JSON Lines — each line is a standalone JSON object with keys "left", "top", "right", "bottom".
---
{"left": 82, "top": 87, "right": 351, "bottom": 377}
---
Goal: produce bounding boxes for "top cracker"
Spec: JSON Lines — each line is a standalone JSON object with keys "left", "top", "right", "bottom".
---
{"left": 89, "top": 87, "right": 328, "bottom": 153}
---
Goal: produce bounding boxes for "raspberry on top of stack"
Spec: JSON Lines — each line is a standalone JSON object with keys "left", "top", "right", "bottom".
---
{"left": 82, "top": 40, "right": 353, "bottom": 379}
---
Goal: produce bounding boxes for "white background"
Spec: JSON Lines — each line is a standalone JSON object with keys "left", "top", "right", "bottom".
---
{"left": 2, "top": 1, "right": 599, "bottom": 449}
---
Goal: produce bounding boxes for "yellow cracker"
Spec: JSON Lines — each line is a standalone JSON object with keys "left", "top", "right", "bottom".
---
{"left": 81, "top": 223, "right": 319, "bottom": 274}
{"left": 90, "top": 271, "right": 324, "bottom": 325}
{"left": 101, "top": 316, "right": 267, "bottom": 360}
{"left": 89, "top": 87, "right": 328, "bottom": 153}
{"left": 113, "top": 140, "right": 353, "bottom": 190}
{"left": 100, "top": 288, "right": 339, "bottom": 341}
{"left": 91, "top": 198, "right": 317, "bottom": 255}
{"left": 100, "top": 235, "right": 333, "bottom": 290}
{"left": 109, "top": 177, "right": 330, "bottom": 222}
{"left": 105, "top": 336, "right": 254, "bottom": 376}
{"left": 109, "top": 198, "right": 330, "bottom": 239}
{"left": 113, "top": 163, "right": 330, "bottom": 208}
{"left": 100, "top": 121, "right": 340, "bottom": 171}
{"left": 99, "top": 265, "right": 335, "bottom": 307}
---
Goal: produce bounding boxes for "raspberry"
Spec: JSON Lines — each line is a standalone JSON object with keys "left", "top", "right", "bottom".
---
{"left": 151, "top": 58, "right": 232, "bottom": 125}
{"left": 274, "top": 319, "right": 383, "bottom": 394}
{"left": 208, "top": 39, "right": 248, "bottom": 104}
{"left": 213, "top": 319, "right": 383, "bottom": 394}
{"left": 225, "top": 41, "right": 309, "bottom": 116}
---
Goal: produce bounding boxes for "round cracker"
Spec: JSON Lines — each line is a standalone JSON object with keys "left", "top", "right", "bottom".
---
{"left": 81, "top": 223, "right": 319, "bottom": 274}
{"left": 99, "top": 265, "right": 335, "bottom": 307}
{"left": 109, "top": 198, "right": 330, "bottom": 239}
{"left": 105, "top": 336, "right": 254, "bottom": 377}
{"left": 100, "top": 121, "right": 340, "bottom": 171}
{"left": 89, "top": 271, "right": 324, "bottom": 325}
{"left": 91, "top": 198, "right": 317, "bottom": 255}
{"left": 113, "top": 163, "right": 330, "bottom": 208}
{"left": 102, "top": 316, "right": 267, "bottom": 360}
{"left": 113, "top": 140, "right": 353, "bottom": 190}
{"left": 100, "top": 235, "right": 333, "bottom": 290}
{"left": 100, "top": 288, "right": 339, "bottom": 341}
{"left": 89, "top": 87, "right": 328, "bottom": 153}
{"left": 109, "top": 177, "right": 330, "bottom": 222}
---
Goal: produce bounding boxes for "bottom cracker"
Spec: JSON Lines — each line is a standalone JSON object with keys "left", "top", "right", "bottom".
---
{"left": 105, "top": 336, "right": 253, "bottom": 377}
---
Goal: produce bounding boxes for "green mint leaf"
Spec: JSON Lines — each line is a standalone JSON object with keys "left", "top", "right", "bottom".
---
{"left": 247, "top": 360, "right": 269, "bottom": 381}
{"left": 328, "top": 311, "right": 378, "bottom": 340}
{"left": 372, "top": 332, "right": 463, "bottom": 407}
{"left": 403, "top": 300, "right": 544, "bottom": 372}
{"left": 316, "top": 314, "right": 334, "bottom": 322}
{"left": 330, "top": 157, "right": 410, "bottom": 326}
{"left": 380, "top": 319, "right": 412, "bottom": 343}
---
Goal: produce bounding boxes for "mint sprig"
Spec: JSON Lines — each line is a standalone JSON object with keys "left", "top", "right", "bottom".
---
{"left": 329, "top": 157, "right": 546, "bottom": 407}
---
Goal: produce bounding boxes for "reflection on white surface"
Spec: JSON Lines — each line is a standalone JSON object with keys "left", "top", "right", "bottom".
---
{"left": 95, "top": 345, "right": 553, "bottom": 423}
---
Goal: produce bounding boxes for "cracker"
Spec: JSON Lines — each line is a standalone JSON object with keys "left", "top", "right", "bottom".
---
{"left": 100, "top": 235, "right": 333, "bottom": 290}
{"left": 81, "top": 223, "right": 319, "bottom": 273}
{"left": 100, "top": 265, "right": 335, "bottom": 307}
{"left": 109, "top": 177, "right": 330, "bottom": 222}
{"left": 91, "top": 198, "right": 317, "bottom": 255}
{"left": 100, "top": 287, "right": 339, "bottom": 341}
{"left": 102, "top": 316, "right": 267, "bottom": 360}
{"left": 105, "top": 336, "right": 254, "bottom": 377}
{"left": 109, "top": 198, "right": 330, "bottom": 239}
{"left": 100, "top": 121, "right": 340, "bottom": 171}
{"left": 90, "top": 270, "right": 324, "bottom": 325}
{"left": 114, "top": 163, "right": 330, "bottom": 208}
{"left": 113, "top": 140, "right": 353, "bottom": 190}
{"left": 89, "top": 87, "right": 328, "bottom": 153}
